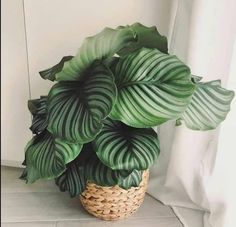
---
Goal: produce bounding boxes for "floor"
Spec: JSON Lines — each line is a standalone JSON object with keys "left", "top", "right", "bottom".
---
{"left": 1, "top": 166, "right": 183, "bottom": 227}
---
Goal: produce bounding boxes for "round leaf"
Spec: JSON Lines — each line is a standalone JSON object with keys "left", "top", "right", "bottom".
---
{"left": 110, "top": 48, "right": 195, "bottom": 127}
{"left": 25, "top": 130, "right": 82, "bottom": 182}
{"left": 93, "top": 118, "right": 160, "bottom": 171}
{"left": 47, "top": 66, "right": 117, "bottom": 143}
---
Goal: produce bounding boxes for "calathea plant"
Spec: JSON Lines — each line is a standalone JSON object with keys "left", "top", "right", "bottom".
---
{"left": 21, "top": 23, "right": 234, "bottom": 197}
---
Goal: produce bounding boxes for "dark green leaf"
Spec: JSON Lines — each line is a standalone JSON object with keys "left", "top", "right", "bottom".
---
{"left": 55, "top": 143, "right": 130, "bottom": 194}
{"left": 19, "top": 168, "right": 28, "bottom": 180}
{"left": 47, "top": 66, "right": 117, "bottom": 143}
{"left": 55, "top": 144, "right": 94, "bottom": 197}
{"left": 191, "top": 75, "right": 203, "bottom": 83}
{"left": 85, "top": 155, "right": 131, "bottom": 187}
{"left": 28, "top": 96, "right": 48, "bottom": 134}
{"left": 118, "top": 22, "right": 168, "bottom": 55}
{"left": 175, "top": 119, "right": 182, "bottom": 126}
{"left": 55, "top": 143, "right": 144, "bottom": 194}
{"left": 55, "top": 161, "right": 86, "bottom": 197}
{"left": 25, "top": 130, "right": 82, "bottom": 183}
{"left": 93, "top": 118, "right": 160, "bottom": 171}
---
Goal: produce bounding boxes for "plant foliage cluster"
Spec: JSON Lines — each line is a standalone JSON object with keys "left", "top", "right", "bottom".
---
{"left": 21, "top": 23, "right": 234, "bottom": 197}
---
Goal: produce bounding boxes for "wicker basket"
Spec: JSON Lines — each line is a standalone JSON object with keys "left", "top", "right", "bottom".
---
{"left": 80, "top": 170, "right": 149, "bottom": 221}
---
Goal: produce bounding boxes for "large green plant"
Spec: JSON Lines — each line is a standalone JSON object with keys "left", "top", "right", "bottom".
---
{"left": 21, "top": 23, "right": 234, "bottom": 197}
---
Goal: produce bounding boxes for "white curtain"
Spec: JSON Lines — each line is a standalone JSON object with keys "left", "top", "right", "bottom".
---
{"left": 148, "top": 0, "right": 236, "bottom": 227}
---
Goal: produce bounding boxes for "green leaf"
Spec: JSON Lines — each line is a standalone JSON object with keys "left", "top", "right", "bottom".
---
{"left": 19, "top": 168, "right": 28, "bottom": 180}
{"left": 118, "top": 169, "right": 143, "bottom": 190}
{"left": 28, "top": 96, "right": 47, "bottom": 114}
{"left": 28, "top": 96, "right": 48, "bottom": 134}
{"left": 55, "top": 26, "right": 135, "bottom": 81}
{"left": 19, "top": 166, "right": 40, "bottom": 183}
{"left": 118, "top": 22, "right": 168, "bottom": 55}
{"left": 25, "top": 130, "right": 82, "bottom": 182}
{"left": 110, "top": 48, "right": 195, "bottom": 128}
{"left": 86, "top": 155, "right": 143, "bottom": 189}
{"left": 55, "top": 143, "right": 93, "bottom": 197}
{"left": 56, "top": 143, "right": 144, "bottom": 193}
{"left": 47, "top": 66, "right": 117, "bottom": 143}
{"left": 175, "top": 119, "right": 182, "bottom": 126}
{"left": 181, "top": 79, "right": 235, "bottom": 130}
{"left": 79, "top": 144, "right": 131, "bottom": 186}
{"left": 20, "top": 156, "right": 40, "bottom": 183}
{"left": 191, "top": 75, "right": 203, "bottom": 83}
{"left": 85, "top": 155, "right": 131, "bottom": 187}
{"left": 55, "top": 160, "right": 86, "bottom": 197}
{"left": 39, "top": 56, "right": 73, "bottom": 81}
{"left": 56, "top": 143, "right": 130, "bottom": 192}
{"left": 82, "top": 144, "right": 132, "bottom": 186}
{"left": 93, "top": 118, "right": 160, "bottom": 171}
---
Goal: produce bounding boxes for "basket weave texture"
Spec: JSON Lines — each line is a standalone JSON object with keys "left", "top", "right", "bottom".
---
{"left": 80, "top": 170, "right": 149, "bottom": 221}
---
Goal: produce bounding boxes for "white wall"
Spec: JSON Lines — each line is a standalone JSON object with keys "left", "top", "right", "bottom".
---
{"left": 1, "top": 0, "right": 172, "bottom": 166}
{"left": 1, "top": 0, "right": 31, "bottom": 167}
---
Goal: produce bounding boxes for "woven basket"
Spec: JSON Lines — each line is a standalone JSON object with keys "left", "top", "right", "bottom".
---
{"left": 80, "top": 170, "right": 149, "bottom": 221}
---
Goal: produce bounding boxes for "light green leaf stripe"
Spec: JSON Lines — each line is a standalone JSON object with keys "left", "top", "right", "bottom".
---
{"left": 55, "top": 27, "right": 135, "bottom": 81}
{"left": 28, "top": 96, "right": 48, "bottom": 134}
{"left": 47, "top": 66, "right": 117, "bottom": 143}
{"left": 93, "top": 118, "right": 160, "bottom": 171}
{"left": 110, "top": 48, "right": 195, "bottom": 128}
{"left": 181, "top": 79, "right": 235, "bottom": 130}
{"left": 25, "top": 131, "right": 82, "bottom": 182}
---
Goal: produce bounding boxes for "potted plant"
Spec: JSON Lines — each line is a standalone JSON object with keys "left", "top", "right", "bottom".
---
{"left": 21, "top": 23, "right": 234, "bottom": 221}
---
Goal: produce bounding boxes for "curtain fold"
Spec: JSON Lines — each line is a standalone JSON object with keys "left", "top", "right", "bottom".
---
{"left": 148, "top": 0, "right": 236, "bottom": 227}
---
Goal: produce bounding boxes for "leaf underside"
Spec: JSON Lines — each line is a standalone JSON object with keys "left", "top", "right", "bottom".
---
{"left": 39, "top": 56, "right": 73, "bottom": 81}
{"left": 55, "top": 27, "right": 135, "bottom": 81}
{"left": 54, "top": 23, "right": 167, "bottom": 81}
